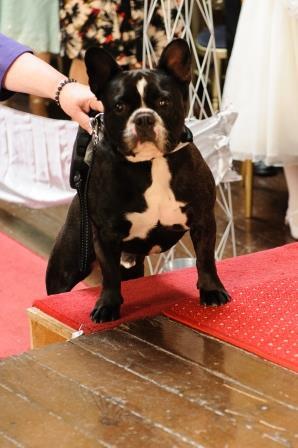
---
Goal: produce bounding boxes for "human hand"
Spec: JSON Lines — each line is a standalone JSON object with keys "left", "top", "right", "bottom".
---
{"left": 58, "top": 82, "right": 103, "bottom": 133}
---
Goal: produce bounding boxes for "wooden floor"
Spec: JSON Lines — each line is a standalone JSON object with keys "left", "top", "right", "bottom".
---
{"left": 1, "top": 317, "right": 297, "bottom": 448}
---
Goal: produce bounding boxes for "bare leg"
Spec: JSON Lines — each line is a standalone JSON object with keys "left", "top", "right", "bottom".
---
{"left": 284, "top": 164, "right": 298, "bottom": 239}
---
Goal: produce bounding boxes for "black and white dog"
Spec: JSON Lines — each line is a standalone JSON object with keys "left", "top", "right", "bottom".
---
{"left": 46, "top": 39, "right": 230, "bottom": 323}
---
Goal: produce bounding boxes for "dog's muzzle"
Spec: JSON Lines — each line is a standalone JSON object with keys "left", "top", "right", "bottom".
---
{"left": 123, "top": 108, "right": 168, "bottom": 162}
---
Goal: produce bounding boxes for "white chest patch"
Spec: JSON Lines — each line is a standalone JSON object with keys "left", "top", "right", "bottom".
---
{"left": 124, "top": 157, "right": 188, "bottom": 241}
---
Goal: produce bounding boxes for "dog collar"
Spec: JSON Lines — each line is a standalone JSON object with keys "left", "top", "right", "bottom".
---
{"left": 84, "top": 112, "right": 105, "bottom": 166}
{"left": 89, "top": 112, "right": 104, "bottom": 144}
{"left": 171, "top": 125, "right": 193, "bottom": 153}
{"left": 171, "top": 141, "right": 190, "bottom": 153}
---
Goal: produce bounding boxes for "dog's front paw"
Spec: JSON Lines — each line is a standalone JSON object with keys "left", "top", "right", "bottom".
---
{"left": 200, "top": 288, "right": 231, "bottom": 307}
{"left": 90, "top": 303, "right": 121, "bottom": 323}
{"left": 90, "top": 290, "right": 123, "bottom": 323}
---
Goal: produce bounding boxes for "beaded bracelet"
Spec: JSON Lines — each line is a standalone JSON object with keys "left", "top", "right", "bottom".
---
{"left": 54, "top": 78, "right": 77, "bottom": 107}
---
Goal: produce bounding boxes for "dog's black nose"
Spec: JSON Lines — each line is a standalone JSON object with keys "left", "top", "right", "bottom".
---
{"left": 134, "top": 112, "right": 155, "bottom": 128}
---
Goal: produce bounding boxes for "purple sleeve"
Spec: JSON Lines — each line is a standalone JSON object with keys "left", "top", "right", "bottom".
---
{"left": 0, "top": 33, "right": 32, "bottom": 101}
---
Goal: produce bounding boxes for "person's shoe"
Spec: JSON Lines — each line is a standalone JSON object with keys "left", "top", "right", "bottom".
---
{"left": 285, "top": 210, "right": 298, "bottom": 239}
{"left": 254, "top": 161, "right": 279, "bottom": 177}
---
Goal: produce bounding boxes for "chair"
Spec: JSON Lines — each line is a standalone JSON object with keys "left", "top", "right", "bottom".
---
{"left": 142, "top": 2, "right": 237, "bottom": 267}
{"left": 196, "top": 24, "right": 253, "bottom": 218}
{"left": 196, "top": 24, "right": 227, "bottom": 111}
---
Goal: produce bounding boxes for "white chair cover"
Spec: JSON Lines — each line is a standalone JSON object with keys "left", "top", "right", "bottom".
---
{"left": 0, "top": 105, "right": 76, "bottom": 208}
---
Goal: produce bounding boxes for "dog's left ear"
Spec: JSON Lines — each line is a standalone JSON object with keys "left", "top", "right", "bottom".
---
{"left": 158, "top": 39, "right": 192, "bottom": 84}
{"left": 85, "top": 47, "right": 121, "bottom": 99}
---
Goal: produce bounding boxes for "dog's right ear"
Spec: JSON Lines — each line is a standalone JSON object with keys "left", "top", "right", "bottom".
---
{"left": 85, "top": 47, "right": 121, "bottom": 99}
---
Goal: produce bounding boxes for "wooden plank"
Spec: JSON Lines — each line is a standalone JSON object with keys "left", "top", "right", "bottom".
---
{"left": 0, "top": 383, "right": 105, "bottom": 447}
{"left": 122, "top": 317, "right": 298, "bottom": 407}
{"left": 0, "top": 432, "right": 23, "bottom": 448}
{"left": 0, "top": 200, "right": 67, "bottom": 239}
{"left": 27, "top": 307, "right": 75, "bottom": 348}
{"left": 71, "top": 329, "right": 298, "bottom": 444}
{"left": 26, "top": 334, "right": 296, "bottom": 447}
{"left": 0, "top": 200, "right": 67, "bottom": 258}
{"left": 0, "top": 351, "right": 193, "bottom": 448}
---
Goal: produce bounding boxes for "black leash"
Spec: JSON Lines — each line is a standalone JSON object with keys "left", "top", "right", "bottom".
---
{"left": 70, "top": 113, "right": 104, "bottom": 273}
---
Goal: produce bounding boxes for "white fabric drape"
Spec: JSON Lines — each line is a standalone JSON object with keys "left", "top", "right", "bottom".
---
{"left": 186, "top": 109, "right": 239, "bottom": 185}
{"left": 0, "top": 105, "right": 237, "bottom": 208}
{"left": 0, "top": 105, "right": 76, "bottom": 207}
{"left": 223, "top": 0, "right": 298, "bottom": 165}
{"left": 285, "top": 0, "right": 298, "bottom": 17}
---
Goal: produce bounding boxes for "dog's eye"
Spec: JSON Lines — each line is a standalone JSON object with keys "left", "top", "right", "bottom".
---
{"left": 159, "top": 98, "right": 169, "bottom": 107}
{"left": 114, "top": 102, "right": 125, "bottom": 113}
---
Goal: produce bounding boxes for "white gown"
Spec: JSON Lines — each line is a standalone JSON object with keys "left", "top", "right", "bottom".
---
{"left": 222, "top": 0, "right": 298, "bottom": 165}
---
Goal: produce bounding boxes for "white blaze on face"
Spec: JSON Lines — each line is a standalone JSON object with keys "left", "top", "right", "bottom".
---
{"left": 136, "top": 78, "right": 147, "bottom": 107}
{"left": 124, "top": 157, "right": 188, "bottom": 241}
{"left": 123, "top": 76, "right": 168, "bottom": 162}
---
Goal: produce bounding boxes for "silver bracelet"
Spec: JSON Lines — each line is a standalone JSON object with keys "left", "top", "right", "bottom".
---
{"left": 54, "top": 78, "right": 77, "bottom": 107}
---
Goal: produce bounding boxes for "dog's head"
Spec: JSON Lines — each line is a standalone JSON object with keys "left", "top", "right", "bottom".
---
{"left": 85, "top": 39, "right": 191, "bottom": 162}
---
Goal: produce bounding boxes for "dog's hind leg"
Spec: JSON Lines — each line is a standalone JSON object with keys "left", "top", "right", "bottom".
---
{"left": 46, "top": 196, "right": 95, "bottom": 294}
{"left": 120, "top": 254, "right": 145, "bottom": 281}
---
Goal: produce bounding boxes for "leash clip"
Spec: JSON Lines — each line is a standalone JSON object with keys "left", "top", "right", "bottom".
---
{"left": 90, "top": 112, "right": 104, "bottom": 146}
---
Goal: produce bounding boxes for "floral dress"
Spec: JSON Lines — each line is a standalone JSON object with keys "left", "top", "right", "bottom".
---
{"left": 60, "top": 0, "right": 180, "bottom": 67}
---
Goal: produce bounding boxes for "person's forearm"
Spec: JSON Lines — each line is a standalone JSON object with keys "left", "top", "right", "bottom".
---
{"left": 2, "top": 47, "right": 102, "bottom": 132}
{"left": 3, "top": 52, "right": 67, "bottom": 100}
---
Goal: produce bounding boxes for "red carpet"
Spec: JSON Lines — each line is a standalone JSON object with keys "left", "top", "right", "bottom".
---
{"left": 0, "top": 232, "right": 86, "bottom": 358}
{"left": 0, "top": 232, "right": 47, "bottom": 358}
{"left": 33, "top": 243, "right": 298, "bottom": 372}
{"left": 164, "top": 244, "right": 298, "bottom": 372}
